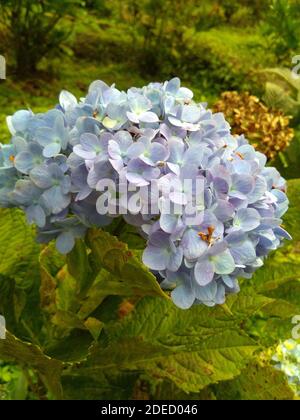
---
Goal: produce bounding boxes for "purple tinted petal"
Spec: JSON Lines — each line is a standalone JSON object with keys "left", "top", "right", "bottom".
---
{"left": 181, "top": 228, "right": 207, "bottom": 260}
{"left": 230, "top": 240, "right": 256, "bottom": 265}
{"left": 142, "top": 245, "right": 169, "bottom": 270}
{"left": 247, "top": 176, "right": 267, "bottom": 204}
{"left": 139, "top": 112, "right": 159, "bottom": 123}
{"left": 232, "top": 174, "right": 254, "bottom": 195}
{"left": 149, "top": 143, "right": 168, "bottom": 163}
{"left": 234, "top": 208, "right": 260, "bottom": 232}
{"left": 214, "top": 200, "right": 234, "bottom": 222}
{"left": 214, "top": 177, "right": 229, "bottom": 195}
{"left": 274, "top": 226, "right": 292, "bottom": 240}
{"left": 73, "top": 145, "right": 96, "bottom": 160}
{"left": 194, "top": 260, "right": 214, "bottom": 286}
{"left": 171, "top": 280, "right": 195, "bottom": 309}
{"left": 212, "top": 250, "right": 235, "bottom": 275}
{"left": 168, "top": 246, "right": 183, "bottom": 271}
{"left": 160, "top": 213, "right": 179, "bottom": 234}
{"left": 108, "top": 140, "right": 121, "bottom": 160}
{"left": 80, "top": 133, "right": 100, "bottom": 150}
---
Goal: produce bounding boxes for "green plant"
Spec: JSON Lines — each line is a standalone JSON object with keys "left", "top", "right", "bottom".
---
{"left": 263, "top": 0, "right": 300, "bottom": 63}
{"left": 262, "top": 68, "right": 300, "bottom": 121}
{"left": 0, "top": 177, "right": 299, "bottom": 399}
{"left": 0, "top": 0, "right": 81, "bottom": 78}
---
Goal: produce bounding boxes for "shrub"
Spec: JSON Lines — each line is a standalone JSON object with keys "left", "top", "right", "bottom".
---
{"left": 0, "top": 0, "right": 81, "bottom": 78}
{"left": 263, "top": 0, "right": 300, "bottom": 63}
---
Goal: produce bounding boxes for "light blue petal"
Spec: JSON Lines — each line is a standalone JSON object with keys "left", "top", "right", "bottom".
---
{"left": 230, "top": 240, "right": 256, "bottom": 265}
{"left": 182, "top": 228, "right": 208, "bottom": 260}
{"left": 160, "top": 213, "right": 179, "bottom": 234}
{"left": 139, "top": 112, "right": 159, "bottom": 123}
{"left": 30, "top": 165, "right": 53, "bottom": 189}
{"left": 8, "top": 110, "right": 32, "bottom": 135}
{"left": 212, "top": 250, "right": 235, "bottom": 275}
{"left": 165, "top": 78, "right": 180, "bottom": 94}
{"left": 234, "top": 208, "right": 261, "bottom": 232}
{"left": 167, "top": 246, "right": 183, "bottom": 272}
{"left": 181, "top": 105, "right": 201, "bottom": 124}
{"left": 42, "top": 186, "right": 70, "bottom": 214}
{"left": 142, "top": 245, "right": 169, "bottom": 270}
{"left": 14, "top": 152, "right": 35, "bottom": 174}
{"left": 56, "top": 232, "right": 75, "bottom": 254}
{"left": 26, "top": 204, "right": 46, "bottom": 228}
{"left": 43, "top": 142, "right": 61, "bottom": 158}
{"left": 194, "top": 260, "right": 214, "bottom": 286}
{"left": 171, "top": 279, "right": 195, "bottom": 309}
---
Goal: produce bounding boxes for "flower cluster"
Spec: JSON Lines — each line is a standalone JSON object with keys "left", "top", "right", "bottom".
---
{"left": 0, "top": 78, "right": 291, "bottom": 309}
{"left": 213, "top": 91, "right": 294, "bottom": 160}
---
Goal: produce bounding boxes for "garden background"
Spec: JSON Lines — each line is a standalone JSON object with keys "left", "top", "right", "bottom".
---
{"left": 0, "top": 0, "right": 299, "bottom": 400}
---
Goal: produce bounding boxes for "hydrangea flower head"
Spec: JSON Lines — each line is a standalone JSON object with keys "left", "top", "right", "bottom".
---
{"left": 0, "top": 78, "right": 291, "bottom": 309}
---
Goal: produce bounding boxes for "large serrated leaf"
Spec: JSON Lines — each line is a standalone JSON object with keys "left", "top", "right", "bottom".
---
{"left": 213, "top": 362, "right": 296, "bottom": 400}
{"left": 62, "top": 371, "right": 139, "bottom": 400}
{"left": 0, "top": 331, "right": 63, "bottom": 399}
{"left": 67, "top": 296, "right": 261, "bottom": 393}
{"left": 0, "top": 209, "right": 40, "bottom": 282}
{"left": 67, "top": 239, "right": 94, "bottom": 297}
{"left": 87, "top": 229, "right": 168, "bottom": 299}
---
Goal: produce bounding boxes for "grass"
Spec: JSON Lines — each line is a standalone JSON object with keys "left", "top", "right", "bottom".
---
{"left": 0, "top": 60, "right": 148, "bottom": 143}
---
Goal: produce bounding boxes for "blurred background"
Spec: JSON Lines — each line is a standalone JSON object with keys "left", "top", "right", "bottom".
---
{"left": 1, "top": 0, "right": 300, "bottom": 180}
{"left": 0, "top": 0, "right": 300, "bottom": 399}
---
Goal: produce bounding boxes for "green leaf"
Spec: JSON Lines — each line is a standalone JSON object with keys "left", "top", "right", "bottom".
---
{"left": 69, "top": 296, "right": 262, "bottom": 393}
{"left": 67, "top": 239, "right": 93, "bottom": 297}
{"left": 0, "top": 275, "right": 26, "bottom": 330}
{"left": 87, "top": 229, "right": 168, "bottom": 299}
{"left": 46, "top": 329, "right": 94, "bottom": 363}
{"left": 246, "top": 247, "right": 300, "bottom": 294}
{"left": 55, "top": 266, "right": 79, "bottom": 313}
{"left": 213, "top": 362, "right": 296, "bottom": 400}
{"left": 62, "top": 371, "right": 139, "bottom": 400}
{"left": 0, "top": 209, "right": 40, "bottom": 282}
{"left": 264, "top": 280, "right": 300, "bottom": 308}
{"left": 52, "top": 310, "right": 86, "bottom": 331}
{"left": 39, "top": 244, "right": 65, "bottom": 314}
{"left": 84, "top": 317, "right": 103, "bottom": 340}
{"left": 284, "top": 179, "right": 300, "bottom": 242}
{"left": 0, "top": 331, "right": 63, "bottom": 399}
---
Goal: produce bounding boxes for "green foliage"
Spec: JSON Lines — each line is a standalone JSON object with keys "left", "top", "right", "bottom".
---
{"left": 0, "top": 332, "right": 63, "bottom": 399}
{"left": 0, "top": 363, "right": 30, "bottom": 400}
{"left": 261, "top": 67, "right": 300, "bottom": 175}
{"left": 0, "top": 0, "right": 81, "bottom": 77}
{"left": 212, "top": 361, "right": 295, "bottom": 400}
{"left": 263, "top": 0, "right": 300, "bottom": 62}
{"left": 262, "top": 68, "right": 300, "bottom": 119}
{"left": 70, "top": 2, "right": 274, "bottom": 96}
{"left": 0, "top": 209, "right": 40, "bottom": 282}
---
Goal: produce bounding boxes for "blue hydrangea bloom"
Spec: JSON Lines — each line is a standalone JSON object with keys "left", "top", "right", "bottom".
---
{"left": 0, "top": 78, "right": 291, "bottom": 309}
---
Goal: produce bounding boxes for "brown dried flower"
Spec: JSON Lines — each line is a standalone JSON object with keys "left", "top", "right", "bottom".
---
{"left": 213, "top": 91, "right": 294, "bottom": 160}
